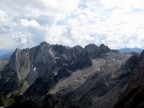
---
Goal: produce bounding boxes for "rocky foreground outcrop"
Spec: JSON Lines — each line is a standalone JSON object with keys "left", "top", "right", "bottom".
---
{"left": 115, "top": 51, "right": 144, "bottom": 108}
{"left": 0, "top": 42, "right": 143, "bottom": 108}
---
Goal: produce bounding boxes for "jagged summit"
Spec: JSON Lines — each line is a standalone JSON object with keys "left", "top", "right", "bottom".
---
{"left": 39, "top": 41, "right": 48, "bottom": 45}
{"left": 0, "top": 42, "right": 141, "bottom": 108}
{"left": 85, "top": 43, "right": 111, "bottom": 58}
{"left": 0, "top": 43, "right": 111, "bottom": 94}
{"left": 99, "top": 44, "right": 111, "bottom": 53}
{"left": 85, "top": 43, "right": 99, "bottom": 50}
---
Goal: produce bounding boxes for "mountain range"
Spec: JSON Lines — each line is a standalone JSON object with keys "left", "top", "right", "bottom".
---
{"left": 0, "top": 50, "right": 13, "bottom": 60}
{"left": 0, "top": 42, "right": 144, "bottom": 108}
{"left": 0, "top": 47, "right": 142, "bottom": 60}
{"left": 118, "top": 47, "right": 143, "bottom": 53}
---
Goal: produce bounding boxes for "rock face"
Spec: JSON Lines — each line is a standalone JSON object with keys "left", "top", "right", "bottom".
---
{"left": 0, "top": 48, "right": 30, "bottom": 94}
{"left": 57, "top": 52, "right": 138, "bottom": 108}
{"left": 0, "top": 42, "right": 142, "bottom": 108}
{"left": 85, "top": 44, "right": 101, "bottom": 58}
{"left": 115, "top": 51, "right": 144, "bottom": 108}
{"left": 0, "top": 42, "right": 92, "bottom": 97}
{"left": 85, "top": 44, "right": 111, "bottom": 59}
{"left": 0, "top": 42, "right": 109, "bottom": 96}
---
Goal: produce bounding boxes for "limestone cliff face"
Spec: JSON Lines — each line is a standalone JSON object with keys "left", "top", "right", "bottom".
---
{"left": 0, "top": 42, "right": 111, "bottom": 98}
{"left": 0, "top": 48, "right": 30, "bottom": 94}
{"left": 3, "top": 42, "right": 137, "bottom": 108}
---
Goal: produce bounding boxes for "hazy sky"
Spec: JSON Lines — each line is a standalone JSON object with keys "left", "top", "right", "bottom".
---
{"left": 0, "top": 0, "right": 144, "bottom": 50}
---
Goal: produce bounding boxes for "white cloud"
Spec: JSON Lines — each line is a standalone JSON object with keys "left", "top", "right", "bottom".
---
{"left": 0, "top": 9, "right": 9, "bottom": 23}
{"left": 0, "top": 0, "right": 144, "bottom": 50}
{"left": 12, "top": 32, "right": 36, "bottom": 49}
{"left": 20, "top": 19, "right": 40, "bottom": 28}
{"left": 99, "top": 0, "right": 144, "bottom": 10}
{"left": 41, "top": 0, "right": 80, "bottom": 13}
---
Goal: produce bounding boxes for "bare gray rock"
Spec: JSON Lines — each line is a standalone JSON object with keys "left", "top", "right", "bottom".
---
{"left": 1, "top": 42, "right": 135, "bottom": 108}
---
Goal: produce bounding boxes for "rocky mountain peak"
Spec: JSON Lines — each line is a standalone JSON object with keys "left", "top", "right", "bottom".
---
{"left": 73, "top": 45, "right": 83, "bottom": 49}
{"left": 85, "top": 43, "right": 111, "bottom": 58}
{"left": 99, "top": 44, "right": 111, "bottom": 53}
{"left": 85, "top": 44, "right": 99, "bottom": 50}
{"left": 85, "top": 44, "right": 100, "bottom": 58}
{"left": 39, "top": 41, "right": 48, "bottom": 46}
{"left": 1, "top": 42, "right": 133, "bottom": 108}
{"left": 15, "top": 48, "right": 21, "bottom": 52}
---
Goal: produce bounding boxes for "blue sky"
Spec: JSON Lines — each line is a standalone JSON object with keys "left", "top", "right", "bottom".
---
{"left": 0, "top": 0, "right": 144, "bottom": 50}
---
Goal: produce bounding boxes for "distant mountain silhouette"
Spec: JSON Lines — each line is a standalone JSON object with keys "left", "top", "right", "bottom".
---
{"left": 119, "top": 47, "right": 143, "bottom": 53}
{"left": 0, "top": 50, "right": 13, "bottom": 60}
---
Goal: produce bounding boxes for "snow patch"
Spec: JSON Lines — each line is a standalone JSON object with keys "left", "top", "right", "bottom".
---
{"left": 33, "top": 67, "right": 36, "bottom": 72}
